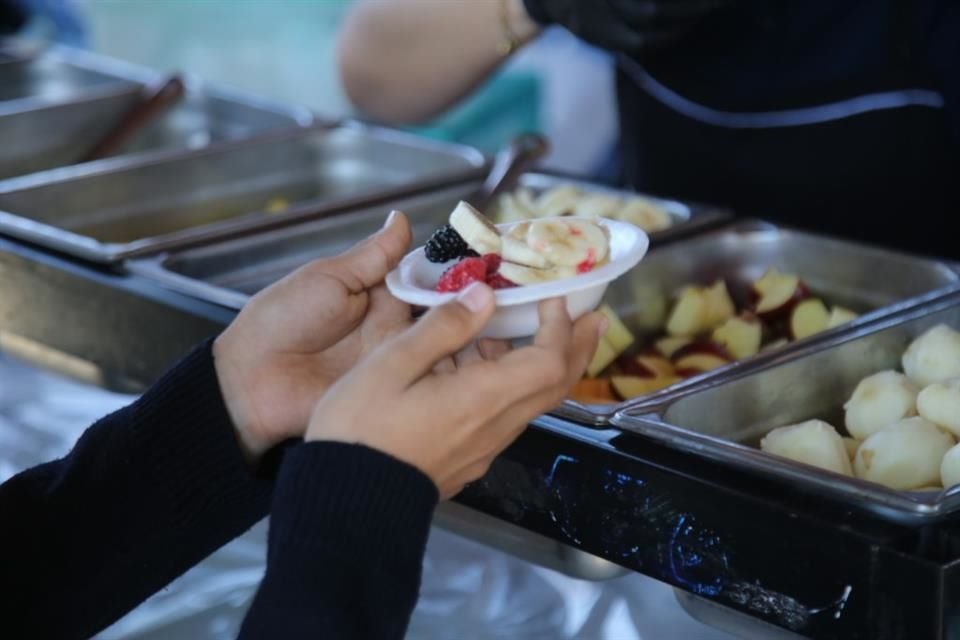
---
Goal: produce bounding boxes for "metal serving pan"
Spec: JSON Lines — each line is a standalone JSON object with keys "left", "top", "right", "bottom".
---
{"left": 0, "top": 54, "right": 144, "bottom": 180}
{"left": 0, "top": 81, "right": 315, "bottom": 181}
{"left": 124, "top": 175, "right": 719, "bottom": 308}
{"left": 553, "top": 220, "right": 960, "bottom": 425}
{"left": 0, "top": 51, "right": 138, "bottom": 106}
{"left": 0, "top": 122, "right": 487, "bottom": 263}
{"left": 615, "top": 289, "right": 960, "bottom": 523}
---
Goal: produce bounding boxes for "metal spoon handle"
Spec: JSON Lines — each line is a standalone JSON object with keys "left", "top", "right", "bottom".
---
{"left": 475, "top": 132, "right": 549, "bottom": 212}
{"left": 81, "top": 74, "right": 186, "bottom": 162}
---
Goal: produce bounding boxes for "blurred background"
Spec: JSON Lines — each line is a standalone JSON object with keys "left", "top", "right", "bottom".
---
{"left": 19, "top": 0, "right": 619, "bottom": 177}
{"left": 3, "top": 1, "right": 736, "bottom": 638}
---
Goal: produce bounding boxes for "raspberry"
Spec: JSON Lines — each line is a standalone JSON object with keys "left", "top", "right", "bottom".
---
{"left": 436, "top": 257, "right": 488, "bottom": 292}
{"left": 487, "top": 274, "right": 517, "bottom": 289}
{"left": 481, "top": 253, "right": 501, "bottom": 272}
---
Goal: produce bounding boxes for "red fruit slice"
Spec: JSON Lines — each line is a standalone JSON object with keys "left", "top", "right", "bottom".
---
{"left": 576, "top": 248, "right": 598, "bottom": 274}
{"left": 487, "top": 274, "right": 518, "bottom": 289}
{"left": 481, "top": 253, "right": 502, "bottom": 273}
{"left": 436, "top": 257, "right": 488, "bottom": 292}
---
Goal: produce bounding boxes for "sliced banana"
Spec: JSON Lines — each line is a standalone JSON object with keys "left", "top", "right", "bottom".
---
{"left": 536, "top": 185, "right": 581, "bottom": 217}
{"left": 507, "top": 222, "right": 530, "bottom": 240}
{"left": 498, "top": 261, "right": 576, "bottom": 285}
{"left": 502, "top": 235, "right": 551, "bottom": 269}
{"left": 449, "top": 200, "right": 501, "bottom": 255}
{"left": 526, "top": 218, "right": 609, "bottom": 267}
{"left": 617, "top": 198, "right": 672, "bottom": 232}
{"left": 494, "top": 192, "right": 537, "bottom": 224}
{"left": 572, "top": 193, "right": 622, "bottom": 219}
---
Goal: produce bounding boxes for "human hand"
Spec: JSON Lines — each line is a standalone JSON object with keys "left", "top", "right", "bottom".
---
{"left": 305, "top": 283, "right": 606, "bottom": 498}
{"left": 213, "top": 211, "right": 414, "bottom": 460}
{"left": 521, "top": 0, "right": 730, "bottom": 54}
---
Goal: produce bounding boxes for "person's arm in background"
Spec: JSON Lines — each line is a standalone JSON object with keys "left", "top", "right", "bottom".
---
{"left": 337, "top": 0, "right": 540, "bottom": 124}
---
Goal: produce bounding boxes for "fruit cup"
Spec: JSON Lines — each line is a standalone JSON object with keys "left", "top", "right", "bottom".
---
{"left": 386, "top": 217, "right": 650, "bottom": 339}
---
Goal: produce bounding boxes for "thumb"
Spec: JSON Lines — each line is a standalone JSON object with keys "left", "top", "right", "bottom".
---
{"left": 319, "top": 210, "right": 412, "bottom": 292}
{"left": 376, "top": 282, "right": 497, "bottom": 386}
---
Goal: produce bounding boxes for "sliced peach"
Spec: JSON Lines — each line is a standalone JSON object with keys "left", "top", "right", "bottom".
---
{"left": 712, "top": 314, "right": 763, "bottom": 360}
{"left": 790, "top": 298, "right": 830, "bottom": 340}
{"left": 654, "top": 336, "right": 693, "bottom": 358}
{"left": 703, "top": 279, "right": 736, "bottom": 329}
{"left": 761, "top": 338, "right": 790, "bottom": 353}
{"left": 570, "top": 378, "right": 617, "bottom": 404}
{"left": 666, "top": 286, "right": 708, "bottom": 337}
{"left": 671, "top": 340, "right": 733, "bottom": 362}
{"left": 587, "top": 338, "right": 618, "bottom": 378}
{"left": 673, "top": 353, "right": 730, "bottom": 377}
{"left": 752, "top": 268, "right": 809, "bottom": 318}
{"left": 827, "top": 306, "right": 859, "bottom": 329}
{"left": 611, "top": 375, "right": 682, "bottom": 400}
{"left": 634, "top": 354, "right": 676, "bottom": 378}
{"left": 598, "top": 304, "right": 635, "bottom": 353}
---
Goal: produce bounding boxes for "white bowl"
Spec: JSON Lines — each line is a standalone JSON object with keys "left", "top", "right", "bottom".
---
{"left": 385, "top": 217, "right": 650, "bottom": 338}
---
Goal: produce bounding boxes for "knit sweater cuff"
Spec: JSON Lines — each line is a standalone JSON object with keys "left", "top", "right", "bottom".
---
{"left": 120, "top": 339, "right": 274, "bottom": 530}
{"left": 267, "top": 442, "right": 439, "bottom": 575}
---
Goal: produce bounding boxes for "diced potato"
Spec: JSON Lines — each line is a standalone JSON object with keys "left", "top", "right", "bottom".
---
{"left": 760, "top": 419, "right": 852, "bottom": 476}
{"left": 902, "top": 324, "right": 960, "bottom": 387}
{"left": 941, "top": 443, "right": 960, "bottom": 489}
{"left": 917, "top": 379, "right": 960, "bottom": 437}
{"left": 843, "top": 370, "right": 918, "bottom": 440}
{"left": 853, "top": 417, "right": 955, "bottom": 490}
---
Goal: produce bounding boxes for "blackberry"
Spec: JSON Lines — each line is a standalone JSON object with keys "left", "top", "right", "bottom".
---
{"left": 424, "top": 224, "right": 478, "bottom": 263}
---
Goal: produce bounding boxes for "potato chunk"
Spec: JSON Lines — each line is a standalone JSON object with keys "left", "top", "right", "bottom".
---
{"left": 760, "top": 420, "right": 852, "bottom": 476}
{"left": 843, "top": 370, "right": 918, "bottom": 440}
{"left": 902, "top": 324, "right": 960, "bottom": 387}
{"left": 940, "top": 443, "right": 960, "bottom": 489}
{"left": 854, "top": 417, "right": 955, "bottom": 490}
{"left": 917, "top": 378, "right": 960, "bottom": 437}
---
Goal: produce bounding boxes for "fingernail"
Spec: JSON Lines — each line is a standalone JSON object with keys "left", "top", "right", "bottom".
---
{"left": 596, "top": 315, "right": 609, "bottom": 337}
{"left": 383, "top": 210, "right": 399, "bottom": 229}
{"left": 457, "top": 282, "right": 491, "bottom": 313}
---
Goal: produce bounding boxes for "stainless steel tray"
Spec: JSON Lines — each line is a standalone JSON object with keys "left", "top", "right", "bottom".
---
{"left": 122, "top": 83, "right": 314, "bottom": 155}
{"left": 0, "top": 80, "right": 315, "bottom": 181}
{"left": 615, "top": 289, "right": 960, "bottom": 523}
{"left": 124, "top": 176, "right": 721, "bottom": 308}
{"left": 0, "top": 49, "right": 138, "bottom": 107}
{"left": 554, "top": 220, "right": 960, "bottom": 425}
{"left": 0, "top": 52, "right": 145, "bottom": 180}
{"left": 0, "top": 122, "right": 487, "bottom": 263}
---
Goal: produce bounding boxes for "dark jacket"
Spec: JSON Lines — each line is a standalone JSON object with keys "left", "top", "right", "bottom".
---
{"left": 0, "top": 340, "right": 438, "bottom": 639}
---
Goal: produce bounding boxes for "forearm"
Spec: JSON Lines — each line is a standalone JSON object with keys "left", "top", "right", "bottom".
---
{"left": 337, "top": 0, "right": 540, "bottom": 124}
{"left": 239, "top": 443, "right": 438, "bottom": 639}
{"left": 0, "top": 340, "right": 274, "bottom": 639}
